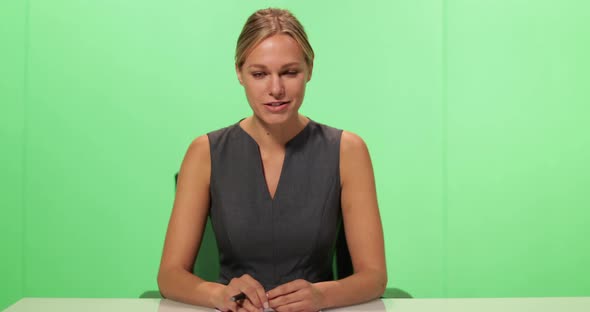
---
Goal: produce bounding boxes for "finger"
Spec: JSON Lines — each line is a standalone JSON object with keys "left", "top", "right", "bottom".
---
{"left": 269, "top": 291, "right": 298, "bottom": 308}
{"left": 227, "top": 278, "right": 251, "bottom": 304}
{"left": 269, "top": 287, "right": 311, "bottom": 308}
{"left": 241, "top": 299, "right": 263, "bottom": 312}
{"left": 239, "top": 274, "right": 268, "bottom": 309}
{"left": 222, "top": 301, "right": 238, "bottom": 312}
{"left": 267, "top": 279, "right": 305, "bottom": 299}
{"left": 224, "top": 284, "right": 244, "bottom": 310}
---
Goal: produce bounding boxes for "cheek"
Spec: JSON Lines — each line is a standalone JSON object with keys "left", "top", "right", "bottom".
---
{"left": 243, "top": 81, "right": 269, "bottom": 107}
{"left": 243, "top": 81, "right": 265, "bottom": 97}
{"left": 285, "top": 79, "right": 306, "bottom": 93}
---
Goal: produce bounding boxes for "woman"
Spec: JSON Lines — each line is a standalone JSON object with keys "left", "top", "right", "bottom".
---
{"left": 158, "top": 8, "right": 386, "bottom": 312}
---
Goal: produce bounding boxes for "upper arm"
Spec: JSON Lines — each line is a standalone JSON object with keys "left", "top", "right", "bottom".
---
{"left": 339, "top": 131, "right": 386, "bottom": 275}
{"left": 159, "top": 135, "right": 211, "bottom": 273}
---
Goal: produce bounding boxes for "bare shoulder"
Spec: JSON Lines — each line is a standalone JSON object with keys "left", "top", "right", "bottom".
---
{"left": 339, "top": 130, "right": 373, "bottom": 186}
{"left": 186, "top": 135, "right": 210, "bottom": 159}
{"left": 340, "top": 130, "right": 371, "bottom": 165}
{"left": 179, "top": 135, "right": 211, "bottom": 185}
{"left": 185, "top": 135, "right": 210, "bottom": 165}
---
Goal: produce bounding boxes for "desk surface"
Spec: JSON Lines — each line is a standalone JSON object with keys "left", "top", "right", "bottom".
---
{"left": 5, "top": 297, "right": 590, "bottom": 312}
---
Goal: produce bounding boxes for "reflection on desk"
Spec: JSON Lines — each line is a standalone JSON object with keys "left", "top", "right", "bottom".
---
{"left": 5, "top": 297, "right": 590, "bottom": 312}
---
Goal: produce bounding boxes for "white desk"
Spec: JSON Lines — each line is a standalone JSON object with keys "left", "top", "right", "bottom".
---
{"left": 5, "top": 297, "right": 590, "bottom": 312}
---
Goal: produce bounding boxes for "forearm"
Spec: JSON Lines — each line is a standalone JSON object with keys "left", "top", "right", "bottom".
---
{"left": 315, "top": 269, "right": 387, "bottom": 309}
{"left": 157, "top": 267, "right": 224, "bottom": 308}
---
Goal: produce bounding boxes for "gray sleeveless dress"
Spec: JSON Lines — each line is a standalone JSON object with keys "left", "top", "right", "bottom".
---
{"left": 207, "top": 119, "right": 343, "bottom": 290}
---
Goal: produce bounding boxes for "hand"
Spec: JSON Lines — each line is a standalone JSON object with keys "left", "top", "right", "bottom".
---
{"left": 212, "top": 274, "right": 269, "bottom": 312}
{"left": 267, "top": 279, "right": 324, "bottom": 312}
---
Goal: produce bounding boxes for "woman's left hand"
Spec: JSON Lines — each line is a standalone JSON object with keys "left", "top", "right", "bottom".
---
{"left": 266, "top": 279, "right": 324, "bottom": 312}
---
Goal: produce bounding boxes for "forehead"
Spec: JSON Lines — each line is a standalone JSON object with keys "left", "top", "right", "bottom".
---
{"left": 243, "top": 34, "right": 305, "bottom": 68}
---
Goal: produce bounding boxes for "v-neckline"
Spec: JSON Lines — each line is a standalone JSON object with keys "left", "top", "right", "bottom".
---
{"left": 236, "top": 118, "right": 313, "bottom": 201}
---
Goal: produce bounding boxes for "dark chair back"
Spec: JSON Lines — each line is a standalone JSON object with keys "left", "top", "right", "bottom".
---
{"left": 334, "top": 223, "right": 353, "bottom": 279}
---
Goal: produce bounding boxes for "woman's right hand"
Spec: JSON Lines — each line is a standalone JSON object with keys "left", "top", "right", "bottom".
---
{"left": 213, "top": 274, "right": 269, "bottom": 312}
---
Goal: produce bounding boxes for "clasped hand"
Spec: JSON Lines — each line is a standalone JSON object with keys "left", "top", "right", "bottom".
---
{"left": 214, "top": 274, "right": 324, "bottom": 312}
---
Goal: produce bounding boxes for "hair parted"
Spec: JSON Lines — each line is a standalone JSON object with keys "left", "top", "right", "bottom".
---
{"left": 235, "top": 8, "right": 314, "bottom": 69}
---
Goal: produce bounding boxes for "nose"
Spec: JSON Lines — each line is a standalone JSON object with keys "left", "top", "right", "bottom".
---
{"left": 268, "top": 74, "right": 285, "bottom": 99}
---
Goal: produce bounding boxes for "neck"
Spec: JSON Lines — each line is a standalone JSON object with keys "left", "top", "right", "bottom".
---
{"left": 246, "top": 115, "right": 309, "bottom": 147}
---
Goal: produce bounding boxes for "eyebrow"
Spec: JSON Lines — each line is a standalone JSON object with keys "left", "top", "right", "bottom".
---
{"left": 247, "top": 62, "right": 302, "bottom": 69}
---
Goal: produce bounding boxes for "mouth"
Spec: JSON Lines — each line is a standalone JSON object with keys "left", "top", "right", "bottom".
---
{"left": 264, "top": 101, "right": 290, "bottom": 107}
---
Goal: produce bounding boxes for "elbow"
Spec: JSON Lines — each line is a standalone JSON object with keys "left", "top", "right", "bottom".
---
{"left": 156, "top": 269, "right": 170, "bottom": 299}
{"left": 356, "top": 267, "right": 387, "bottom": 299}
{"left": 374, "top": 269, "right": 388, "bottom": 298}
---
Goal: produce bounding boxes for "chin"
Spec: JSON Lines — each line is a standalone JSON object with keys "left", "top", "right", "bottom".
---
{"left": 260, "top": 116, "right": 291, "bottom": 126}
{"left": 256, "top": 112, "right": 294, "bottom": 126}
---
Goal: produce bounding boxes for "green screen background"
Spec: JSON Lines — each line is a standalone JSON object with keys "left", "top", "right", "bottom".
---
{"left": 2, "top": 0, "right": 589, "bottom": 309}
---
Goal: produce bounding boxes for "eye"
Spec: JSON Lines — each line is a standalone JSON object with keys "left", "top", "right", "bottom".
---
{"left": 251, "top": 72, "right": 266, "bottom": 79}
{"left": 284, "top": 70, "right": 299, "bottom": 77}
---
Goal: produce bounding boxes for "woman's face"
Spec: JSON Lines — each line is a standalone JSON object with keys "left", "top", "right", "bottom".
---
{"left": 236, "top": 34, "right": 312, "bottom": 126}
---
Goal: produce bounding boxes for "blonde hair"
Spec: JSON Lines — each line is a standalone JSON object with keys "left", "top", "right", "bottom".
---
{"left": 235, "top": 8, "right": 314, "bottom": 69}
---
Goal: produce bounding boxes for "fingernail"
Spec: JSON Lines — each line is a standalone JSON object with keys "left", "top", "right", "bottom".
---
{"left": 263, "top": 301, "right": 269, "bottom": 309}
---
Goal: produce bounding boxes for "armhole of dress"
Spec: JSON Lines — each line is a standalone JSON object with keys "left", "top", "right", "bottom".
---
{"left": 206, "top": 132, "right": 215, "bottom": 199}
{"left": 337, "top": 129, "right": 344, "bottom": 190}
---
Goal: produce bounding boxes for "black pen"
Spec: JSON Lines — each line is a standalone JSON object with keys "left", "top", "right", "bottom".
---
{"left": 230, "top": 292, "right": 247, "bottom": 302}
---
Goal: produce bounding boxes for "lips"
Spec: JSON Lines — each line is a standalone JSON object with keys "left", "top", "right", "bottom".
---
{"left": 263, "top": 100, "right": 290, "bottom": 112}
{"left": 264, "top": 101, "right": 289, "bottom": 107}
